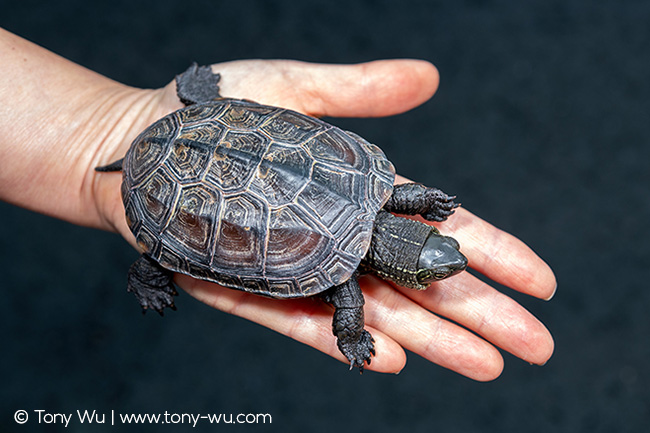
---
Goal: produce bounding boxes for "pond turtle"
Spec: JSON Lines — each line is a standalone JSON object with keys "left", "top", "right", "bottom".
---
{"left": 97, "top": 64, "right": 468, "bottom": 371}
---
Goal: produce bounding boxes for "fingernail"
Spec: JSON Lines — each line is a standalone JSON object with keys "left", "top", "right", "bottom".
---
{"left": 544, "top": 283, "right": 558, "bottom": 301}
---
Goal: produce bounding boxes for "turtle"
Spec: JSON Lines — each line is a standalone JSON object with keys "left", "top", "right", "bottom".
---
{"left": 96, "top": 64, "right": 468, "bottom": 371}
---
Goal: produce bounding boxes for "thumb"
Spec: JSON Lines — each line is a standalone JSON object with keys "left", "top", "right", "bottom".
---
{"left": 211, "top": 59, "right": 440, "bottom": 118}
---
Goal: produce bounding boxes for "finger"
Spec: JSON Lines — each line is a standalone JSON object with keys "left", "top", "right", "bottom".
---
{"left": 398, "top": 271, "right": 554, "bottom": 366}
{"left": 440, "top": 207, "right": 557, "bottom": 300}
{"left": 361, "top": 276, "right": 504, "bottom": 381}
{"left": 177, "top": 274, "right": 407, "bottom": 374}
{"left": 212, "top": 59, "right": 439, "bottom": 118}
{"left": 393, "top": 174, "right": 556, "bottom": 300}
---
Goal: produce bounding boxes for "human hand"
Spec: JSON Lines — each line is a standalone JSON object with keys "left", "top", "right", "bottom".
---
{"left": 139, "top": 60, "right": 555, "bottom": 379}
{"left": 0, "top": 28, "right": 554, "bottom": 378}
{"left": 179, "top": 183, "right": 555, "bottom": 379}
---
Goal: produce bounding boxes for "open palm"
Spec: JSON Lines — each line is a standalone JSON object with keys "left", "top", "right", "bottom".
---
{"left": 0, "top": 27, "right": 554, "bottom": 378}
{"left": 102, "top": 59, "right": 555, "bottom": 378}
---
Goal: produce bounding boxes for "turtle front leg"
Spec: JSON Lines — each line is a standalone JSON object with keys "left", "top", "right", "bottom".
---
{"left": 127, "top": 255, "right": 178, "bottom": 315}
{"left": 322, "top": 274, "right": 375, "bottom": 372}
{"left": 383, "top": 182, "right": 459, "bottom": 222}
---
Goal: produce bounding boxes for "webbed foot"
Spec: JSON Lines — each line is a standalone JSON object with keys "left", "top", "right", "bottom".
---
{"left": 338, "top": 329, "right": 375, "bottom": 372}
{"left": 127, "top": 255, "right": 178, "bottom": 315}
{"left": 175, "top": 63, "right": 221, "bottom": 106}
{"left": 421, "top": 188, "right": 459, "bottom": 222}
{"left": 383, "top": 183, "right": 459, "bottom": 222}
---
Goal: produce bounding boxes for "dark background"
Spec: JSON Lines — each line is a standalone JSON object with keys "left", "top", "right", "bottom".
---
{"left": 1, "top": 0, "right": 648, "bottom": 432}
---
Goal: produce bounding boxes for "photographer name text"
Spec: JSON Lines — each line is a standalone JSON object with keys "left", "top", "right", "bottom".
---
{"left": 14, "top": 409, "right": 272, "bottom": 427}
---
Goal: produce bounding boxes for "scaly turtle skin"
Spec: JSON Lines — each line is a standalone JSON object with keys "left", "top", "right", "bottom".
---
{"left": 97, "top": 64, "right": 468, "bottom": 371}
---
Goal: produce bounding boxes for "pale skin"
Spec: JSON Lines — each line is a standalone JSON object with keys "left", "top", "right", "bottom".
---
{"left": 0, "top": 28, "right": 556, "bottom": 379}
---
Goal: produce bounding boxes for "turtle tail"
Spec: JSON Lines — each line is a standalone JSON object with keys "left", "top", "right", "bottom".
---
{"left": 95, "top": 158, "right": 124, "bottom": 172}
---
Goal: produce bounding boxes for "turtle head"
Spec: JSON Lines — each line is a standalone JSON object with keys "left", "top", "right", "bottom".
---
{"left": 416, "top": 231, "right": 468, "bottom": 286}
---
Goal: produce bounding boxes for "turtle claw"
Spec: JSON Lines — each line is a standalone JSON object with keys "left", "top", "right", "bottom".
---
{"left": 422, "top": 190, "right": 459, "bottom": 222}
{"left": 341, "top": 330, "right": 375, "bottom": 373}
{"left": 384, "top": 183, "right": 460, "bottom": 222}
{"left": 127, "top": 255, "right": 178, "bottom": 316}
{"left": 129, "top": 283, "right": 178, "bottom": 316}
{"left": 176, "top": 63, "right": 221, "bottom": 105}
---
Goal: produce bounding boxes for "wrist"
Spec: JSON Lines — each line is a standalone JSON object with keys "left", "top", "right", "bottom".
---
{"left": 0, "top": 28, "right": 174, "bottom": 231}
{"left": 90, "top": 86, "right": 171, "bottom": 234}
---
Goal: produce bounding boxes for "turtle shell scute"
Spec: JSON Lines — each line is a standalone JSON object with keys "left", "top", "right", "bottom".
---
{"left": 122, "top": 98, "right": 395, "bottom": 298}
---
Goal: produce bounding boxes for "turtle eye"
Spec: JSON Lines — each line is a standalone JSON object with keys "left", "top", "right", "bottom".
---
{"left": 417, "top": 268, "right": 453, "bottom": 285}
{"left": 416, "top": 270, "right": 433, "bottom": 285}
{"left": 434, "top": 271, "right": 449, "bottom": 280}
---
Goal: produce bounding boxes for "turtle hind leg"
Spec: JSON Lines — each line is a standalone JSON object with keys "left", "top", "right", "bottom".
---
{"left": 175, "top": 63, "right": 222, "bottom": 106}
{"left": 127, "top": 255, "right": 178, "bottom": 316}
{"left": 322, "top": 274, "right": 375, "bottom": 373}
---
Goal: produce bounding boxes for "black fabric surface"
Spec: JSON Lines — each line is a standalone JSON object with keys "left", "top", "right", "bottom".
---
{"left": 1, "top": 1, "right": 648, "bottom": 432}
